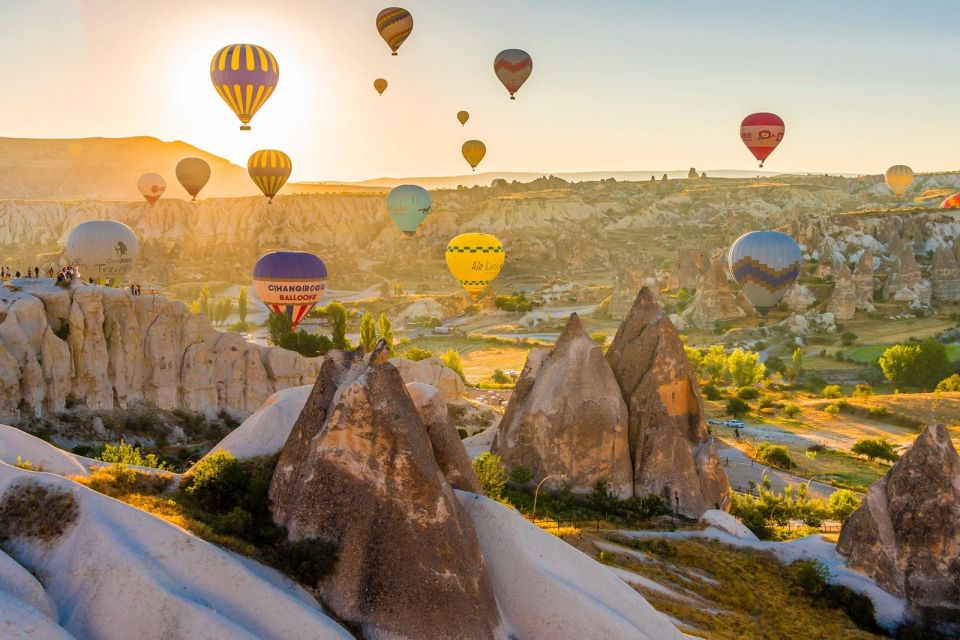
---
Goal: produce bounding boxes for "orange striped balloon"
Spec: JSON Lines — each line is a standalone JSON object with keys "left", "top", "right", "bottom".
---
{"left": 210, "top": 44, "right": 279, "bottom": 130}
{"left": 376, "top": 8, "right": 413, "bottom": 55}
{"left": 248, "top": 150, "right": 292, "bottom": 204}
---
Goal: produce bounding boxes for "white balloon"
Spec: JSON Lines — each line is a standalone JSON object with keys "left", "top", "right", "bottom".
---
{"left": 65, "top": 220, "right": 139, "bottom": 278}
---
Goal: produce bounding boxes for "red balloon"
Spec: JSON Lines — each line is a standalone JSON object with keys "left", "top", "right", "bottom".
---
{"left": 941, "top": 193, "right": 960, "bottom": 209}
{"left": 740, "top": 112, "right": 784, "bottom": 167}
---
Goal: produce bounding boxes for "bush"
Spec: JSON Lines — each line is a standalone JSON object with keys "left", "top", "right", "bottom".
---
{"left": 181, "top": 450, "right": 248, "bottom": 513}
{"left": 278, "top": 331, "right": 333, "bottom": 357}
{"left": 755, "top": 442, "right": 792, "bottom": 469}
{"left": 736, "top": 387, "right": 760, "bottom": 400}
{"left": 701, "top": 384, "right": 722, "bottom": 401}
{"left": 765, "top": 355, "right": 786, "bottom": 374}
{"left": 14, "top": 457, "right": 36, "bottom": 471}
{"left": 403, "top": 346, "right": 433, "bottom": 361}
{"left": 730, "top": 492, "right": 773, "bottom": 539}
{"left": 626, "top": 494, "right": 671, "bottom": 519}
{"left": 97, "top": 440, "right": 169, "bottom": 470}
{"left": 821, "top": 385, "right": 843, "bottom": 399}
{"left": 457, "top": 428, "right": 469, "bottom": 439}
{"left": 508, "top": 466, "right": 533, "bottom": 485}
{"left": 725, "top": 397, "right": 750, "bottom": 417}
{"left": 782, "top": 403, "right": 801, "bottom": 418}
{"left": 879, "top": 339, "right": 952, "bottom": 390}
{"left": 473, "top": 452, "right": 506, "bottom": 500}
{"left": 823, "top": 402, "right": 844, "bottom": 415}
{"left": 936, "top": 373, "right": 960, "bottom": 392}
{"left": 440, "top": 349, "right": 466, "bottom": 383}
{"left": 0, "top": 481, "right": 78, "bottom": 542}
{"left": 789, "top": 558, "right": 832, "bottom": 597}
{"left": 828, "top": 489, "right": 861, "bottom": 522}
{"left": 491, "top": 369, "right": 511, "bottom": 384}
{"left": 494, "top": 292, "right": 534, "bottom": 312}
{"left": 851, "top": 438, "right": 899, "bottom": 462}
{"left": 280, "top": 538, "right": 339, "bottom": 586}
{"left": 840, "top": 332, "right": 858, "bottom": 346}
{"left": 852, "top": 384, "right": 873, "bottom": 399}
{"left": 213, "top": 507, "right": 254, "bottom": 536}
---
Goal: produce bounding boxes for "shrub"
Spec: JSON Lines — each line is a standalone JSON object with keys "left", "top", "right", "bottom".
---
{"left": 701, "top": 384, "right": 722, "bottom": 401}
{"left": 491, "top": 369, "right": 511, "bottom": 384}
{"left": 851, "top": 438, "right": 899, "bottom": 462}
{"left": 828, "top": 489, "right": 861, "bottom": 522}
{"left": 440, "top": 349, "right": 466, "bottom": 383}
{"left": 782, "top": 403, "right": 801, "bottom": 418}
{"left": 736, "top": 387, "right": 760, "bottom": 400}
{"left": 278, "top": 331, "right": 333, "bottom": 357}
{"left": 508, "top": 465, "right": 533, "bottom": 485}
{"left": 626, "top": 494, "right": 671, "bottom": 519}
{"left": 840, "top": 332, "right": 858, "bottom": 346}
{"left": 14, "top": 456, "right": 36, "bottom": 471}
{"left": 765, "top": 355, "right": 786, "bottom": 374}
{"left": 457, "top": 428, "right": 469, "bottom": 439}
{"left": 473, "top": 452, "right": 506, "bottom": 500}
{"left": 824, "top": 402, "right": 844, "bottom": 415}
{"left": 181, "top": 450, "right": 248, "bottom": 513}
{"left": 879, "top": 339, "right": 951, "bottom": 390}
{"left": 587, "top": 481, "right": 619, "bottom": 518}
{"left": 936, "top": 373, "right": 960, "bottom": 392}
{"left": 213, "top": 507, "right": 254, "bottom": 536}
{"left": 789, "top": 558, "right": 832, "bottom": 598}
{"left": 280, "top": 538, "right": 339, "bottom": 586}
{"left": 494, "top": 292, "right": 534, "bottom": 312}
{"left": 97, "top": 440, "right": 169, "bottom": 470}
{"left": 0, "top": 481, "right": 79, "bottom": 542}
{"left": 852, "top": 384, "right": 874, "bottom": 399}
{"left": 755, "top": 442, "right": 792, "bottom": 469}
{"left": 725, "top": 397, "right": 750, "bottom": 417}
{"left": 821, "top": 385, "right": 843, "bottom": 399}
{"left": 730, "top": 492, "right": 773, "bottom": 539}
{"left": 404, "top": 346, "right": 433, "bottom": 361}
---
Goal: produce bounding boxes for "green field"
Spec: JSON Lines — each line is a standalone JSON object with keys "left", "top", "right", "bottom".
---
{"left": 842, "top": 343, "right": 960, "bottom": 365}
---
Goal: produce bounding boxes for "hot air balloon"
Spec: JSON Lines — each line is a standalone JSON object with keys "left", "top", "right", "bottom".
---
{"left": 462, "top": 140, "right": 486, "bottom": 171}
{"left": 494, "top": 49, "right": 533, "bottom": 99}
{"left": 941, "top": 194, "right": 960, "bottom": 209}
{"left": 387, "top": 185, "right": 431, "bottom": 235}
{"left": 884, "top": 165, "right": 915, "bottom": 197}
{"left": 374, "top": 78, "right": 388, "bottom": 95}
{"left": 66, "top": 220, "right": 139, "bottom": 278}
{"left": 445, "top": 233, "right": 504, "bottom": 300}
{"left": 210, "top": 44, "right": 279, "bottom": 130}
{"left": 457, "top": 111, "right": 470, "bottom": 126}
{"left": 727, "top": 230, "right": 802, "bottom": 316}
{"left": 252, "top": 251, "right": 328, "bottom": 330}
{"left": 248, "top": 150, "right": 292, "bottom": 203}
{"left": 740, "top": 113, "right": 784, "bottom": 167}
{"left": 376, "top": 7, "right": 412, "bottom": 55}
{"left": 176, "top": 158, "right": 211, "bottom": 201}
{"left": 137, "top": 173, "right": 166, "bottom": 204}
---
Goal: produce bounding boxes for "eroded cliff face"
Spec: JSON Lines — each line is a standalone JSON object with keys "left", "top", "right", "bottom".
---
{"left": 0, "top": 280, "right": 319, "bottom": 420}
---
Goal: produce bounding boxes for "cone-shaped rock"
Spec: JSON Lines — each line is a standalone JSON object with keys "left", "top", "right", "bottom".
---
{"left": 492, "top": 313, "right": 632, "bottom": 497}
{"left": 837, "top": 424, "right": 960, "bottom": 635}
{"left": 606, "top": 288, "right": 730, "bottom": 517}
{"left": 269, "top": 342, "right": 501, "bottom": 640}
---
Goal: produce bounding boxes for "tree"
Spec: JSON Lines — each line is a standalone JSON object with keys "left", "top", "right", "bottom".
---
{"left": 198, "top": 285, "right": 211, "bottom": 318}
{"left": 703, "top": 345, "right": 728, "bottom": 385}
{"left": 237, "top": 286, "right": 248, "bottom": 323}
{"left": 588, "top": 481, "right": 619, "bottom": 519}
{"left": 879, "top": 339, "right": 951, "bottom": 390}
{"left": 725, "top": 397, "right": 749, "bottom": 417}
{"left": 840, "top": 331, "right": 858, "bottom": 346}
{"left": 828, "top": 490, "right": 861, "bottom": 522}
{"left": 473, "top": 452, "right": 506, "bottom": 500}
{"left": 328, "top": 302, "right": 349, "bottom": 349}
{"left": 278, "top": 331, "right": 332, "bottom": 357}
{"left": 937, "top": 374, "right": 960, "bottom": 392}
{"left": 267, "top": 311, "right": 292, "bottom": 346}
{"left": 755, "top": 442, "right": 792, "bottom": 469}
{"left": 359, "top": 313, "right": 377, "bottom": 352}
{"left": 684, "top": 345, "right": 703, "bottom": 374}
{"left": 377, "top": 313, "right": 394, "bottom": 354}
{"left": 728, "top": 349, "right": 765, "bottom": 387}
{"left": 441, "top": 349, "right": 466, "bottom": 383}
{"left": 791, "top": 348, "right": 804, "bottom": 379}
{"left": 851, "top": 438, "right": 899, "bottom": 462}
{"left": 852, "top": 384, "right": 873, "bottom": 399}
{"left": 822, "top": 385, "right": 843, "bottom": 399}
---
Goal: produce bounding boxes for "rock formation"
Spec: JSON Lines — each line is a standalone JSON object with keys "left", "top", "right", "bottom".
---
{"left": 853, "top": 250, "right": 876, "bottom": 307}
{"left": 607, "top": 288, "right": 730, "bottom": 517}
{"left": 837, "top": 424, "right": 960, "bottom": 635}
{"left": 269, "top": 343, "right": 502, "bottom": 639}
{"left": 931, "top": 246, "right": 960, "bottom": 302}
{"left": 782, "top": 283, "right": 817, "bottom": 312}
{"left": 609, "top": 269, "right": 645, "bottom": 320}
{"left": 492, "top": 314, "right": 632, "bottom": 497}
{"left": 682, "top": 261, "right": 747, "bottom": 328}
{"left": 389, "top": 356, "right": 466, "bottom": 402}
{"left": 883, "top": 247, "right": 928, "bottom": 304}
{"left": 667, "top": 248, "right": 707, "bottom": 292}
{"left": 826, "top": 274, "right": 857, "bottom": 321}
{"left": 0, "top": 281, "right": 319, "bottom": 421}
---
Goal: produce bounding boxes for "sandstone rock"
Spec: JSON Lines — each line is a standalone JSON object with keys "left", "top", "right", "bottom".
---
{"left": 667, "top": 248, "right": 708, "bottom": 292}
{"left": 931, "top": 246, "right": 960, "bottom": 302}
{"left": 389, "top": 356, "right": 466, "bottom": 402}
{"left": 701, "top": 509, "right": 758, "bottom": 541}
{"left": 837, "top": 424, "right": 960, "bottom": 635}
{"left": 610, "top": 269, "right": 645, "bottom": 320}
{"left": 826, "top": 276, "right": 857, "bottom": 321}
{"left": 883, "top": 247, "right": 923, "bottom": 299}
{"left": 782, "top": 284, "right": 817, "bottom": 312}
{"left": 607, "top": 288, "right": 730, "bottom": 517}
{"left": 681, "top": 261, "right": 746, "bottom": 328}
{"left": 406, "top": 382, "right": 483, "bottom": 494}
{"left": 492, "top": 314, "right": 632, "bottom": 497}
{"left": 269, "top": 344, "right": 502, "bottom": 640}
{"left": 853, "top": 250, "right": 876, "bottom": 306}
{"left": 0, "top": 281, "right": 321, "bottom": 421}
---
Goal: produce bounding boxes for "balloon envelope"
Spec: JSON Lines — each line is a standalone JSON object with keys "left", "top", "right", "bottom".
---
{"left": 727, "top": 230, "right": 802, "bottom": 315}
{"left": 387, "top": 185, "right": 431, "bottom": 235}
{"left": 374, "top": 78, "right": 388, "bottom": 95}
{"left": 376, "top": 7, "right": 412, "bottom": 55}
{"left": 252, "top": 251, "right": 328, "bottom": 329}
{"left": 176, "top": 158, "right": 211, "bottom": 200}
{"left": 884, "top": 165, "right": 915, "bottom": 197}
{"left": 462, "top": 140, "right": 486, "bottom": 171}
{"left": 248, "top": 150, "right": 292, "bottom": 202}
{"left": 445, "top": 232, "right": 505, "bottom": 300}
{"left": 941, "top": 194, "right": 960, "bottom": 209}
{"left": 66, "top": 220, "right": 139, "bottom": 278}
{"left": 210, "top": 44, "right": 279, "bottom": 130}
{"left": 457, "top": 110, "right": 470, "bottom": 126}
{"left": 137, "top": 173, "right": 166, "bottom": 204}
{"left": 494, "top": 49, "right": 533, "bottom": 99}
{"left": 740, "top": 113, "right": 784, "bottom": 167}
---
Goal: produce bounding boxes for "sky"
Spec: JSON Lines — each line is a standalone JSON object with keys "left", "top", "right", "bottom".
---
{"left": 1, "top": 0, "right": 957, "bottom": 182}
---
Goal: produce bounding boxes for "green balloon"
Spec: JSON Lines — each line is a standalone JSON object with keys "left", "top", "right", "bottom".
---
{"left": 387, "top": 184, "right": 432, "bottom": 235}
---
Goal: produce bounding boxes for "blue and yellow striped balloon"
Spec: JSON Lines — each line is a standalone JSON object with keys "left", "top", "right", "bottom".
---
{"left": 727, "top": 230, "right": 802, "bottom": 316}
{"left": 248, "top": 150, "right": 292, "bottom": 203}
{"left": 210, "top": 44, "right": 279, "bottom": 131}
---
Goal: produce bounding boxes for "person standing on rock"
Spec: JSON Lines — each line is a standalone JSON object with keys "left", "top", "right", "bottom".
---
{"left": 47, "top": 267, "right": 54, "bottom": 278}
{"left": 14, "top": 270, "right": 20, "bottom": 278}
{"left": 34, "top": 266, "right": 39, "bottom": 278}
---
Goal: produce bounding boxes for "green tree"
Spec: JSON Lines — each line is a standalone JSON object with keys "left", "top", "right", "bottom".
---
{"left": 728, "top": 348, "right": 765, "bottom": 387}
{"left": 725, "top": 397, "right": 749, "bottom": 417}
{"left": 441, "top": 349, "right": 466, "bottom": 383}
{"left": 822, "top": 385, "right": 843, "bottom": 399}
{"left": 937, "top": 374, "right": 960, "bottom": 392}
{"left": 879, "top": 339, "right": 951, "bottom": 390}
{"left": 96, "top": 440, "right": 168, "bottom": 470}
{"left": 852, "top": 384, "right": 874, "bottom": 399}
{"left": 791, "top": 348, "right": 804, "bottom": 379}
{"left": 755, "top": 442, "right": 792, "bottom": 469}
{"left": 588, "top": 481, "right": 619, "bottom": 519}
{"left": 684, "top": 345, "right": 703, "bottom": 374}
{"left": 359, "top": 313, "right": 377, "bottom": 352}
{"left": 377, "top": 313, "right": 394, "bottom": 353}
{"left": 267, "top": 311, "right": 293, "bottom": 346}
{"left": 851, "top": 438, "right": 899, "bottom": 462}
{"left": 198, "top": 285, "right": 211, "bottom": 318}
{"left": 840, "top": 331, "right": 858, "bottom": 346}
{"left": 278, "top": 331, "right": 333, "bottom": 357}
{"left": 327, "top": 302, "right": 349, "bottom": 350}
{"left": 237, "top": 286, "right": 248, "bottom": 323}
{"left": 473, "top": 452, "right": 506, "bottom": 500}
{"left": 702, "top": 345, "right": 728, "bottom": 385}
{"left": 828, "top": 489, "right": 861, "bottom": 522}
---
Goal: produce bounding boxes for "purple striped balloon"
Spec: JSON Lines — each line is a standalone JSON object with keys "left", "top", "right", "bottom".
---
{"left": 210, "top": 44, "right": 279, "bottom": 130}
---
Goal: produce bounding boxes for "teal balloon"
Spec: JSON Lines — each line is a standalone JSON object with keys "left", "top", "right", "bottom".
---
{"left": 387, "top": 184, "right": 431, "bottom": 235}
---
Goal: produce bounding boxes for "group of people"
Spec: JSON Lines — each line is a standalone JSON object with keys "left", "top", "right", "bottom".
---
{"left": 55, "top": 265, "right": 80, "bottom": 283}
{"left": 0, "top": 265, "right": 80, "bottom": 282}
{"left": 130, "top": 283, "right": 144, "bottom": 295}
{"left": 0, "top": 266, "right": 42, "bottom": 280}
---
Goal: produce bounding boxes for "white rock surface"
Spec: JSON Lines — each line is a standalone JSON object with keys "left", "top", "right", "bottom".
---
{"left": 205, "top": 386, "right": 312, "bottom": 461}
{"left": 457, "top": 491, "right": 686, "bottom": 640}
{"left": 0, "top": 461, "right": 354, "bottom": 640}
{"left": 389, "top": 356, "right": 466, "bottom": 401}
{"left": 0, "top": 424, "right": 89, "bottom": 477}
{"left": 700, "top": 509, "right": 758, "bottom": 540}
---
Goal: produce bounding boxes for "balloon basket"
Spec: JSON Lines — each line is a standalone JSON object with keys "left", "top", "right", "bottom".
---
{"left": 510, "top": 96, "right": 516, "bottom": 100}
{"left": 240, "top": 125, "right": 251, "bottom": 131}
